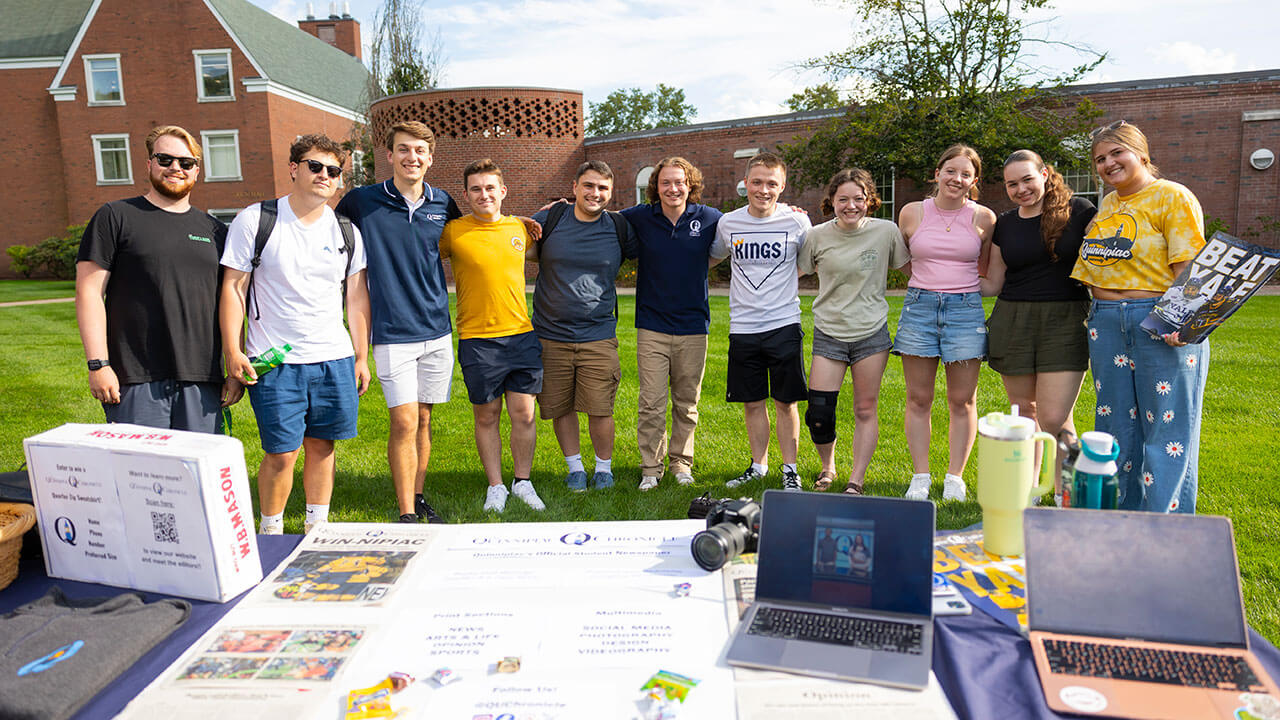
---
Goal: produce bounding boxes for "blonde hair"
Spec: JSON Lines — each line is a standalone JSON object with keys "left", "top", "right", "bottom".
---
{"left": 145, "top": 125, "right": 200, "bottom": 160}
{"left": 1090, "top": 121, "right": 1161, "bottom": 178}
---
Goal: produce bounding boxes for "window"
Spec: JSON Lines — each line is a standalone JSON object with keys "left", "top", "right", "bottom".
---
{"left": 92, "top": 134, "right": 132, "bottom": 185}
{"left": 83, "top": 54, "right": 123, "bottom": 105}
{"left": 635, "top": 166, "right": 654, "bottom": 205}
{"left": 201, "top": 130, "right": 241, "bottom": 181}
{"left": 1062, "top": 165, "right": 1101, "bottom": 206}
{"left": 317, "top": 25, "right": 336, "bottom": 44}
{"left": 194, "top": 50, "right": 234, "bottom": 101}
{"left": 873, "top": 168, "right": 896, "bottom": 220}
{"left": 208, "top": 209, "right": 242, "bottom": 224}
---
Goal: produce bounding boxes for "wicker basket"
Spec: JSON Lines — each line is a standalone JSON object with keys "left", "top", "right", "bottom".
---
{"left": 0, "top": 502, "right": 36, "bottom": 591}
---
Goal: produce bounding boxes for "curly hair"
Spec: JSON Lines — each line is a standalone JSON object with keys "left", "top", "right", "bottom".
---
{"left": 645, "top": 156, "right": 703, "bottom": 205}
{"left": 929, "top": 144, "right": 982, "bottom": 201}
{"left": 289, "top": 134, "right": 347, "bottom": 166}
{"left": 820, "top": 168, "right": 881, "bottom": 218}
{"left": 1004, "top": 150, "right": 1074, "bottom": 261}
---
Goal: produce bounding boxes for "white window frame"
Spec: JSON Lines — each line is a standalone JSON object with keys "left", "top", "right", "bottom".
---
{"left": 873, "top": 167, "right": 896, "bottom": 220}
{"left": 91, "top": 133, "right": 133, "bottom": 185}
{"left": 200, "top": 129, "right": 242, "bottom": 182}
{"left": 193, "top": 49, "right": 234, "bottom": 102}
{"left": 207, "top": 208, "right": 243, "bottom": 224}
{"left": 83, "top": 53, "right": 124, "bottom": 106}
{"left": 635, "top": 166, "right": 655, "bottom": 205}
{"left": 1062, "top": 165, "right": 1101, "bottom": 206}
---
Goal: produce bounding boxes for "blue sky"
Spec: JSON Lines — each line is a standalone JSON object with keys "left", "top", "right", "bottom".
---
{"left": 260, "top": 0, "right": 1279, "bottom": 123}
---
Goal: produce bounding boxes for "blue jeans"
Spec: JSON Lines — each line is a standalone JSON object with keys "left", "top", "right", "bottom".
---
{"left": 1086, "top": 299, "right": 1208, "bottom": 513}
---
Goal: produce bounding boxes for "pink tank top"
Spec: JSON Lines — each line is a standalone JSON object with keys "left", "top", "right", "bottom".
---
{"left": 907, "top": 198, "right": 981, "bottom": 293}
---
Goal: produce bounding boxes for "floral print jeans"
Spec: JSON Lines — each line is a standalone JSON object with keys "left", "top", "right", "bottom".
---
{"left": 1086, "top": 298, "right": 1209, "bottom": 513}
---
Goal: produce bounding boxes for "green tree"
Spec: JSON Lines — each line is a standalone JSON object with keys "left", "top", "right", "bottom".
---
{"left": 782, "top": 0, "right": 1104, "bottom": 192}
{"left": 785, "top": 83, "right": 843, "bottom": 112}
{"left": 586, "top": 84, "right": 697, "bottom": 136}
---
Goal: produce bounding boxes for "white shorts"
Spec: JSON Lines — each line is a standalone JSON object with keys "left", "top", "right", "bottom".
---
{"left": 373, "top": 336, "right": 455, "bottom": 408}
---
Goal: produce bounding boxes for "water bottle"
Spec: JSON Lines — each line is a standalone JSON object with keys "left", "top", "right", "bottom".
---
{"left": 1056, "top": 430, "right": 1080, "bottom": 508}
{"left": 246, "top": 343, "right": 292, "bottom": 382}
{"left": 1070, "top": 431, "right": 1119, "bottom": 509}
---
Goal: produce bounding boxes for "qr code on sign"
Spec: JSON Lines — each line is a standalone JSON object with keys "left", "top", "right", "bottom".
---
{"left": 152, "top": 511, "right": 179, "bottom": 543}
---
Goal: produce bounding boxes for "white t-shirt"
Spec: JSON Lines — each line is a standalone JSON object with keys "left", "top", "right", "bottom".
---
{"left": 222, "top": 196, "right": 367, "bottom": 363}
{"left": 711, "top": 205, "right": 810, "bottom": 334}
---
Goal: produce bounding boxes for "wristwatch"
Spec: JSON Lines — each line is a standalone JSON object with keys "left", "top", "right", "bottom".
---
{"left": 87, "top": 359, "right": 110, "bottom": 371}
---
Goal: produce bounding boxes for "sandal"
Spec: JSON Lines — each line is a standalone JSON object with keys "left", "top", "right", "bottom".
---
{"left": 843, "top": 481, "right": 864, "bottom": 495}
{"left": 813, "top": 470, "right": 837, "bottom": 491}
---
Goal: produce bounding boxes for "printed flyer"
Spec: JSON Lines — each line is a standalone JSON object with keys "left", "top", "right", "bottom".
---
{"left": 933, "top": 530, "right": 1027, "bottom": 632}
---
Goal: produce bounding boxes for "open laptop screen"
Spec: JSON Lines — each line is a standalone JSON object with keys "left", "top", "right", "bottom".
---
{"left": 1024, "top": 509, "right": 1249, "bottom": 648}
{"left": 754, "top": 492, "right": 934, "bottom": 616}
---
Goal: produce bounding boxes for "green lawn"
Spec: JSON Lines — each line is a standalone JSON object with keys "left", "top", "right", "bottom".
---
{"left": 0, "top": 280, "right": 75, "bottom": 303}
{"left": 2, "top": 290, "right": 1277, "bottom": 643}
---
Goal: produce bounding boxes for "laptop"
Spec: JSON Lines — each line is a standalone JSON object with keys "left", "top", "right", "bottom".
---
{"left": 724, "top": 490, "right": 935, "bottom": 690}
{"left": 1024, "top": 508, "right": 1279, "bottom": 719}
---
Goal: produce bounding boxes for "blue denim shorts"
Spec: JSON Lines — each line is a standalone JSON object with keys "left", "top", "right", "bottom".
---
{"left": 892, "top": 288, "right": 987, "bottom": 362}
{"left": 247, "top": 357, "right": 358, "bottom": 453}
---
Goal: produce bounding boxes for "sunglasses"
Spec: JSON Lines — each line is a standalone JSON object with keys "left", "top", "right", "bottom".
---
{"left": 152, "top": 153, "right": 198, "bottom": 170}
{"left": 302, "top": 159, "right": 343, "bottom": 179}
{"left": 1089, "top": 119, "right": 1129, "bottom": 139}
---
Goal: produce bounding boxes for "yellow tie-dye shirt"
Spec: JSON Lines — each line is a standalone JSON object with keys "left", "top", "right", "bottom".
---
{"left": 1070, "top": 179, "right": 1205, "bottom": 293}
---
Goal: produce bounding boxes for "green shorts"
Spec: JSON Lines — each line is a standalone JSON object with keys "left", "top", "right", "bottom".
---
{"left": 986, "top": 299, "right": 1090, "bottom": 375}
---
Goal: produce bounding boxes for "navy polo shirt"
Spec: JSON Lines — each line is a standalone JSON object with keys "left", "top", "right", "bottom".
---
{"left": 336, "top": 180, "right": 461, "bottom": 344}
{"left": 620, "top": 202, "right": 723, "bottom": 335}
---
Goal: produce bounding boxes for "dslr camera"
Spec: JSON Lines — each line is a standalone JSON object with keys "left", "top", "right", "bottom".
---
{"left": 688, "top": 494, "right": 762, "bottom": 571}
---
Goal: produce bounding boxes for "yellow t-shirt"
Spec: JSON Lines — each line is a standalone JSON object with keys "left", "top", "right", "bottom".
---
{"left": 439, "top": 215, "right": 533, "bottom": 339}
{"left": 1070, "top": 179, "right": 1205, "bottom": 292}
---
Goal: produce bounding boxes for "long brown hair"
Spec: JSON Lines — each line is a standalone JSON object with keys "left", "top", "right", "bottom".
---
{"left": 1004, "top": 150, "right": 1073, "bottom": 261}
{"left": 821, "top": 168, "right": 881, "bottom": 217}
{"left": 645, "top": 156, "right": 704, "bottom": 204}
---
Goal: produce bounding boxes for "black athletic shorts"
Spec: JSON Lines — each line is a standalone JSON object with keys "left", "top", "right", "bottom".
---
{"left": 726, "top": 323, "right": 807, "bottom": 403}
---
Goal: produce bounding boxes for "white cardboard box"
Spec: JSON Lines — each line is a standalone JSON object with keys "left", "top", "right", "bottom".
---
{"left": 22, "top": 423, "right": 262, "bottom": 602}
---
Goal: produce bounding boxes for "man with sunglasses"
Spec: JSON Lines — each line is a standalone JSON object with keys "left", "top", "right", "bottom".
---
{"left": 75, "top": 125, "right": 239, "bottom": 433}
{"left": 219, "top": 134, "right": 371, "bottom": 535}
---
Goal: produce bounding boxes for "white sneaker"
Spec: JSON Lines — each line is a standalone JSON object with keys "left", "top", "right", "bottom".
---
{"left": 674, "top": 471, "right": 695, "bottom": 486}
{"left": 905, "top": 473, "right": 931, "bottom": 501}
{"left": 638, "top": 475, "right": 660, "bottom": 491}
{"left": 259, "top": 522, "right": 283, "bottom": 536}
{"left": 942, "top": 473, "right": 966, "bottom": 502}
{"left": 484, "top": 484, "right": 509, "bottom": 512}
{"left": 511, "top": 480, "right": 546, "bottom": 511}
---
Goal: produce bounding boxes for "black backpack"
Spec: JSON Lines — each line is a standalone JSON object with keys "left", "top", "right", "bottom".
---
{"left": 246, "top": 198, "right": 356, "bottom": 320}
{"left": 536, "top": 201, "right": 631, "bottom": 260}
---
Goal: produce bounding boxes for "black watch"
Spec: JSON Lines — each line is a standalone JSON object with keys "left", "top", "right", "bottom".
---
{"left": 87, "top": 359, "right": 110, "bottom": 371}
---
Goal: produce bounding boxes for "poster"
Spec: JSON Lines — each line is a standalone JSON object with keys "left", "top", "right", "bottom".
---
{"left": 932, "top": 530, "right": 1027, "bottom": 632}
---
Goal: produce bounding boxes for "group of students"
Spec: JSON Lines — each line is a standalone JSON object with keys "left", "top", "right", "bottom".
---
{"left": 77, "top": 119, "right": 1207, "bottom": 535}
{"left": 797, "top": 121, "right": 1207, "bottom": 515}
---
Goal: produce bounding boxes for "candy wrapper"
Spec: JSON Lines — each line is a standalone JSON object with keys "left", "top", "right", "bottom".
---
{"left": 343, "top": 678, "right": 395, "bottom": 719}
{"left": 637, "top": 670, "right": 699, "bottom": 719}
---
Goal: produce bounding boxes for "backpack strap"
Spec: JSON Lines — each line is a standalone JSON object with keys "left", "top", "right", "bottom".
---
{"left": 247, "top": 199, "right": 278, "bottom": 321}
{"left": 335, "top": 211, "right": 355, "bottom": 304}
{"left": 605, "top": 210, "right": 634, "bottom": 320}
{"left": 536, "top": 201, "right": 571, "bottom": 259}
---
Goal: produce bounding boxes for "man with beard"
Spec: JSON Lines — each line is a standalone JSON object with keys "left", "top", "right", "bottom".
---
{"left": 76, "top": 125, "right": 240, "bottom": 432}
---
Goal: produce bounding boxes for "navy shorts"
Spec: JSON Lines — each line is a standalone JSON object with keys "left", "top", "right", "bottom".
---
{"left": 247, "top": 357, "right": 358, "bottom": 454}
{"left": 726, "top": 323, "right": 808, "bottom": 404}
{"left": 892, "top": 288, "right": 987, "bottom": 363}
{"left": 458, "top": 331, "right": 544, "bottom": 405}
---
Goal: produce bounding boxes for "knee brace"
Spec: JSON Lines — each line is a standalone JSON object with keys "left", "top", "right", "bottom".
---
{"left": 805, "top": 389, "right": 839, "bottom": 444}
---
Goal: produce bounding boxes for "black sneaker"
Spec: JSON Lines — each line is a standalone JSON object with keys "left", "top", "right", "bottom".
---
{"left": 415, "top": 495, "right": 445, "bottom": 524}
{"left": 726, "top": 465, "right": 764, "bottom": 488}
{"left": 398, "top": 513, "right": 418, "bottom": 523}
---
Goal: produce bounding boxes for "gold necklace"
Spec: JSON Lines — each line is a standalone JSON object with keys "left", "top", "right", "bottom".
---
{"left": 934, "top": 200, "right": 965, "bottom": 232}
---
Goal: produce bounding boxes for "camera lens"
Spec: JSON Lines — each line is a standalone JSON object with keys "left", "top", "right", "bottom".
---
{"left": 691, "top": 522, "right": 749, "bottom": 571}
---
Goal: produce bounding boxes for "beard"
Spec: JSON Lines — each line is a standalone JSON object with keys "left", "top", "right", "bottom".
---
{"left": 150, "top": 170, "right": 196, "bottom": 200}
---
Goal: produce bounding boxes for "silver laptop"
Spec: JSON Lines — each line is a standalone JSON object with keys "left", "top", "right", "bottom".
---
{"left": 724, "top": 490, "right": 935, "bottom": 690}
{"left": 1024, "top": 508, "right": 1279, "bottom": 719}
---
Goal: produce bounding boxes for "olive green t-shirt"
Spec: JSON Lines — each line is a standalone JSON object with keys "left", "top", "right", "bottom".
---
{"left": 798, "top": 217, "right": 909, "bottom": 342}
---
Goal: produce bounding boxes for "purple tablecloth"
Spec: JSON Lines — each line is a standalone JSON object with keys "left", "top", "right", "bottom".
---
{"left": 0, "top": 534, "right": 303, "bottom": 720}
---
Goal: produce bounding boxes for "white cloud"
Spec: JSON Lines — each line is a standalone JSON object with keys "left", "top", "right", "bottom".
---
{"left": 269, "top": 0, "right": 304, "bottom": 22}
{"left": 1148, "top": 42, "right": 1251, "bottom": 76}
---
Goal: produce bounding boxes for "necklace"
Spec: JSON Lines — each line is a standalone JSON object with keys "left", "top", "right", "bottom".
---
{"left": 934, "top": 200, "right": 965, "bottom": 232}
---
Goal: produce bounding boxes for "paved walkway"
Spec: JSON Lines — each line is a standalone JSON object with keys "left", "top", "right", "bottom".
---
{"left": 0, "top": 297, "right": 75, "bottom": 307}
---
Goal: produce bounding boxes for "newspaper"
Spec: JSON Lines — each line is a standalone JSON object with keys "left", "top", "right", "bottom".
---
{"left": 1141, "top": 231, "right": 1280, "bottom": 343}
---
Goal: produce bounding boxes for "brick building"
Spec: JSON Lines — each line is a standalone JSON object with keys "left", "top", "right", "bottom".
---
{"left": 369, "top": 69, "right": 1280, "bottom": 246}
{"left": 0, "top": 0, "right": 369, "bottom": 275}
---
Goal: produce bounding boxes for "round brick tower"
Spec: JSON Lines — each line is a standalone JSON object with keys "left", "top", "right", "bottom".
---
{"left": 369, "top": 87, "right": 586, "bottom": 217}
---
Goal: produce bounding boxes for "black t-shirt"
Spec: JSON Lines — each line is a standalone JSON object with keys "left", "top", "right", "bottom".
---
{"left": 993, "top": 196, "right": 1096, "bottom": 302}
{"left": 77, "top": 197, "right": 228, "bottom": 384}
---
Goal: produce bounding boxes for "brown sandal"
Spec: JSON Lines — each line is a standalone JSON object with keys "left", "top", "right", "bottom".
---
{"left": 843, "top": 481, "right": 864, "bottom": 495}
{"left": 814, "top": 470, "right": 837, "bottom": 491}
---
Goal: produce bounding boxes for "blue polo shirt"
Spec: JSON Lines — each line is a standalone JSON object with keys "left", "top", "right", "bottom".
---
{"left": 336, "top": 180, "right": 460, "bottom": 344}
{"left": 620, "top": 202, "right": 723, "bottom": 335}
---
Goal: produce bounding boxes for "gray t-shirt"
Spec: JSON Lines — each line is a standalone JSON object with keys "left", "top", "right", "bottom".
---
{"left": 531, "top": 207, "right": 636, "bottom": 343}
{"left": 798, "top": 217, "right": 909, "bottom": 342}
{"left": 711, "top": 205, "right": 811, "bottom": 334}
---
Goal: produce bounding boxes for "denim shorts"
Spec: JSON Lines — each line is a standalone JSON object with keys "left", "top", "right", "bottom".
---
{"left": 892, "top": 288, "right": 987, "bottom": 362}
{"left": 811, "top": 324, "right": 893, "bottom": 366}
{"left": 247, "top": 357, "right": 358, "bottom": 454}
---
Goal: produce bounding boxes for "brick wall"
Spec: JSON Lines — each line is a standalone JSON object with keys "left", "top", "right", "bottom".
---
{"left": 297, "top": 17, "right": 361, "bottom": 60}
{"left": 0, "top": 66, "right": 70, "bottom": 266}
